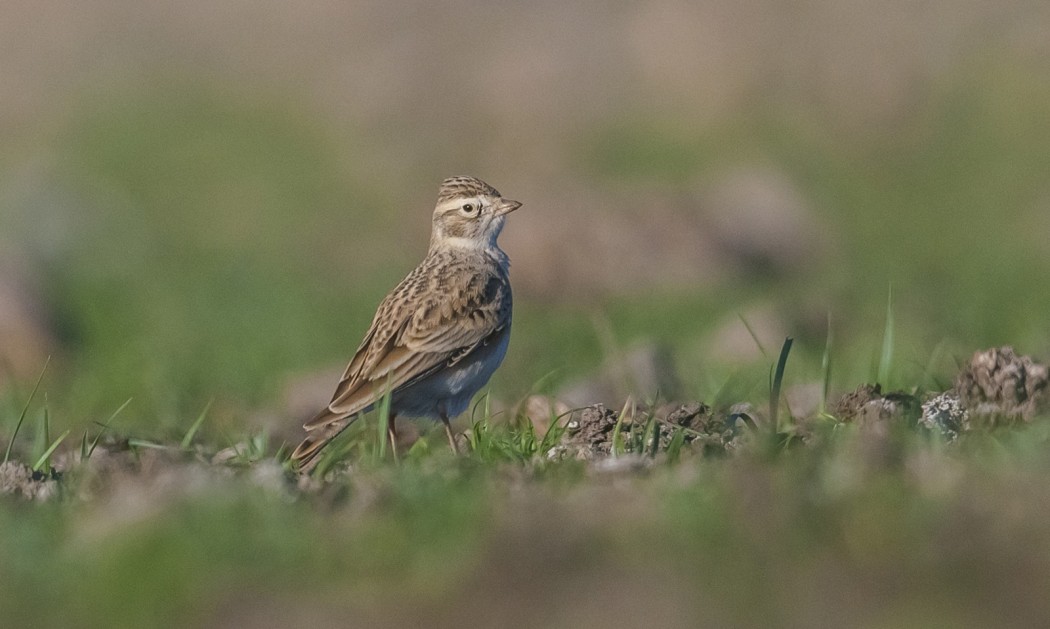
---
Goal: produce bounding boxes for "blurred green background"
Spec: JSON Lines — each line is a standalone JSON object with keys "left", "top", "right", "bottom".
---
{"left": 3, "top": 3, "right": 1050, "bottom": 628}
{"left": 1, "top": 2, "right": 1049, "bottom": 438}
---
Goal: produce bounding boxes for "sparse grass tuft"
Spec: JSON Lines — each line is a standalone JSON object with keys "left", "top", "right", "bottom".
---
{"left": 81, "top": 398, "right": 132, "bottom": 460}
{"left": 3, "top": 358, "right": 49, "bottom": 464}
{"left": 179, "top": 399, "right": 213, "bottom": 450}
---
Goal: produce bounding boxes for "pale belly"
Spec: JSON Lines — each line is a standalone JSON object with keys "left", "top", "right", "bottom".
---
{"left": 388, "top": 325, "right": 511, "bottom": 419}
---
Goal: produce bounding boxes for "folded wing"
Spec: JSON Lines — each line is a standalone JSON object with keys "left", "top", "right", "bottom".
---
{"left": 304, "top": 264, "right": 510, "bottom": 432}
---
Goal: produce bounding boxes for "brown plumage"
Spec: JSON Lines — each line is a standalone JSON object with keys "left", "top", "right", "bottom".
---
{"left": 291, "top": 176, "right": 520, "bottom": 472}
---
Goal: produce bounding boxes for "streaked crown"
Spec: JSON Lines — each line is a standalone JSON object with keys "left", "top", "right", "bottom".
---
{"left": 437, "top": 176, "right": 501, "bottom": 203}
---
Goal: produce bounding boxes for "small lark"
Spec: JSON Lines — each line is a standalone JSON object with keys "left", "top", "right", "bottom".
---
{"left": 291, "top": 176, "right": 521, "bottom": 472}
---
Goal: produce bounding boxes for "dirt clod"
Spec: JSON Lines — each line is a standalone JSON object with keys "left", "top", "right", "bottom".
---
{"left": 665, "top": 402, "right": 712, "bottom": 429}
{"left": 833, "top": 383, "right": 920, "bottom": 429}
{"left": 668, "top": 402, "right": 749, "bottom": 454}
{"left": 0, "top": 460, "right": 58, "bottom": 500}
{"left": 550, "top": 401, "right": 744, "bottom": 461}
{"left": 954, "top": 346, "right": 1049, "bottom": 422}
{"left": 556, "top": 405, "right": 622, "bottom": 460}
{"left": 919, "top": 393, "right": 970, "bottom": 442}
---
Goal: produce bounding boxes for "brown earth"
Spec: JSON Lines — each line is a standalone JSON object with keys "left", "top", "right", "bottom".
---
{"left": 954, "top": 346, "right": 1049, "bottom": 423}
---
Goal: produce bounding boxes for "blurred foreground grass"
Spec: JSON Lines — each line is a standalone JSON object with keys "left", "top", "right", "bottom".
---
{"left": 2, "top": 406, "right": 1050, "bottom": 628}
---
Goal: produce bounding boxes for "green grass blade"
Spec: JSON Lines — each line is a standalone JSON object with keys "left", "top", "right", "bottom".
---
{"left": 376, "top": 387, "right": 392, "bottom": 461}
{"left": 273, "top": 441, "right": 290, "bottom": 463}
{"left": 470, "top": 393, "right": 492, "bottom": 459}
{"left": 127, "top": 438, "right": 171, "bottom": 450}
{"left": 32, "top": 429, "right": 71, "bottom": 472}
{"left": 738, "top": 313, "right": 768, "bottom": 359}
{"left": 88, "top": 398, "right": 133, "bottom": 458}
{"left": 648, "top": 418, "right": 661, "bottom": 458}
{"left": 40, "top": 397, "right": 51, "bottom": 461}
{"left": 921, "top": 339, "right": 949, "bottom": 392}
{"left": 3, "top": 356, "right": 50, "bottom": 464}
{"left": 666, "top": 427, "right": 686, "bottom": 463}
{"left": 877, "top": 284, "right": 895, "bottom": 387}
{"left": 180, "top": 399, "right": 213, "bottom": 449}
{"left": 819, "top": 313, "right": 834, "bottom": 415}
{"left": 769, "top": 337, "right": 794, "bottom": 434}
{"left": 539, "top": 406, "right": 573, "bottom": 454}
{"left": 610, "top": 398, "right": 632, "bottom": 457}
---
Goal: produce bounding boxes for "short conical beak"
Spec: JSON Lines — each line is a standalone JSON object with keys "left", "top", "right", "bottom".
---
{"left": 496, "top": 198, "right": 522, "bottom": 216}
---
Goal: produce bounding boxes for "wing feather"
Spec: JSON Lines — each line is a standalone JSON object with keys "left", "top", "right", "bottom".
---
{"left": 304, "top": 255, "right": 510, "bottom": 432}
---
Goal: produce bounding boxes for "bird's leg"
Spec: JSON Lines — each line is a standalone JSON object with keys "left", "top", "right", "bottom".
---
{"left": 440, "top": 413, "right": 460, "bottom": 455}
{"left": 387, "top": 413, "right": 399, "bottom": 463}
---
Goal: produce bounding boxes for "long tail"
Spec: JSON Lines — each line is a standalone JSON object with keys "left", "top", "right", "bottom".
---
{"left": 289, "top": 409, "right": 357, "bottom": 474}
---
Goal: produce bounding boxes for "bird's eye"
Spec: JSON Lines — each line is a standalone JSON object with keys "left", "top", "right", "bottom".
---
{"left": 461, "top": 203, "right": 477, "bottom": 215}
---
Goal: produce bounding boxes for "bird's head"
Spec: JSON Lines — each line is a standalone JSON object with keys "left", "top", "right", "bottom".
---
{"left": 430, "top": 176, "right": 521, "bottom": 251}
